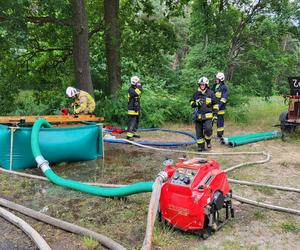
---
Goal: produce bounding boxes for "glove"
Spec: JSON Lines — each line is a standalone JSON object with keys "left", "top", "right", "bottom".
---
{"left": 195, "top": 99, "right": 203, "bottom": 107}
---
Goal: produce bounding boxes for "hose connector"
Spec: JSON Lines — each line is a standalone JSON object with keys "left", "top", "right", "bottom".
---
{"left": 157, "top": 171, "right": 168, "bottom": 182}
{"left": 35, "top": 156, "right": 50, "bottom": 172}
{"left": 222, "top": 137, "right": 229, "bottom": 145}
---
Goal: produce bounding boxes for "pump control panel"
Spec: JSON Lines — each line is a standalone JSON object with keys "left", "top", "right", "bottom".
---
{"left": 171, "top": 168, "right": 198, "bottom": 186}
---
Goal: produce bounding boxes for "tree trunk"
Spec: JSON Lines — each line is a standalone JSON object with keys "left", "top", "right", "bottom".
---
{"left": 71, "top": 0, "right": 94, "bottom": 95}
{"left": 104, "top": 0, "right": 121, "bottom": 95}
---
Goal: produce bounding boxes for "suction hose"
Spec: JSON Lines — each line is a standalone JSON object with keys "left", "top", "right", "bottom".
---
{"left": 31, "top": 118, "right": 153, "bottom": 197}
{"left": 0, "top": 206, "right": 51, "bottom": 250}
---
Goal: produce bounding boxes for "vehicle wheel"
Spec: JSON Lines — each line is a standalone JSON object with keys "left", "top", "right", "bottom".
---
{"left": 279, "top": 111, "right": 292, "bottom": 136}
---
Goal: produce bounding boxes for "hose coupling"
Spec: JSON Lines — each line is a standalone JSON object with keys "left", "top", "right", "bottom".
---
{"left": 157, "top": 171, "right": 168, "bottom": 182}
{"left": 35, "top": 156, "right": 50, "bottom": 172}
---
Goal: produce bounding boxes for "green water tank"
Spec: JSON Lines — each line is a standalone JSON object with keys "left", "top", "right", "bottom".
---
{"left": 0, "top": 124, "right": 103, "bottom": 170}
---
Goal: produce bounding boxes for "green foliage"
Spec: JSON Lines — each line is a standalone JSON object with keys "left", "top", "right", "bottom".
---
{"left": 95, "top": 82, "right": 191, "bottom": 128}
{"left": 1, "top": 0, "right": 300, "bottom": 129}
{"left": 0, "top": 80, "right": 18, "bottom": 115}
{"left": 11, "top": 90, "right": 68, "bottom": 115}
{"left": 225, "top": 84, "right": 249, "bottom": 123}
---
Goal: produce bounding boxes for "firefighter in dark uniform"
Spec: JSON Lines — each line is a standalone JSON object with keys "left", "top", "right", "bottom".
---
{"left": 190, "top": 77, "right": 218, "bottom": 151}
{"left": 127, "top": 76, "right": 142, "bottom": 140}
{"left": 212, "top": 72, "right": 229, "bottom": 139}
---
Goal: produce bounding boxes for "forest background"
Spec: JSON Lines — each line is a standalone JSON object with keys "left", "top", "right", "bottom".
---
{"left": 0, "top": 0, "right": 299, "bottom": 127}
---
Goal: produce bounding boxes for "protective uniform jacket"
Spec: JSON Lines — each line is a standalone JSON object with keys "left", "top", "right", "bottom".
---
{"left": 128, "top": 85, "right": 142, "bottom": 115}
{"left": 211, "top": 82, "right": 229, "bottom": 112}
{"left": 190, "top": 88, "right": 218, "bottom": 121}
{"left": 74, "top": 90, "right": 95, "bottom": 114}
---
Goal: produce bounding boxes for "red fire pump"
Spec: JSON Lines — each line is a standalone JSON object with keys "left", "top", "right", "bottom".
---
{"left": 159, "top": 158, "right": 234, "bottom": 238}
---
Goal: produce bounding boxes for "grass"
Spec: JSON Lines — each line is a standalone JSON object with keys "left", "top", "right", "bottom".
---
{"left": 81, "top": 236, "right": 99, "bottom": 249}
{"left": 280, "top": 221, "right": 299, "bottom": 233}
{"left": 253, "top": 186, "right": 275, "bottom": 196}
{"left": 152, "top": 224, "right": 177, "bottom": 249}
{"left": 253, "top": 209, "right": 265, "bottom": 221}
{"left": 222, "top": 240, "right": 243, "bottom": 250}
{"left": 228, "top": 96, "right": 286, "bottom": 128}
{"left": 197, "top": 246, "right": 213, "bottom": 250}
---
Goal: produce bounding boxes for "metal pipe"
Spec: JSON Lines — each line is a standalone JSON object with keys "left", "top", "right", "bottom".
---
{"left": 9, "top": 127, "right": 17, "bottom": 170}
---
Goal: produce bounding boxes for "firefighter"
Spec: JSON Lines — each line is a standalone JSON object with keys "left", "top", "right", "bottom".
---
{"left": 190, "top": 77, "right": 218, "bottom": 151}
{"left": 212, "top": 72, "right": 229, "bottom": 139}
{"left": 127, "top": 76, "right": 142, "bottom": 140}
{"left": 66, "top": 87, "right": 95, "bottom": 115}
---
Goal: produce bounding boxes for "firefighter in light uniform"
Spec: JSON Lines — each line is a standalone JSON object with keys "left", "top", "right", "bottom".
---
{"left": 212, "top": 72, "right": 229, "bottom": 139}
{"left": 127, "top": 76, "right": 142, "bottom": 140}
{"left": 66, "top": 87, "right": 95, "bottom": 115}
{"left": 190, "top": 77, "right": 218, "bottom": 151}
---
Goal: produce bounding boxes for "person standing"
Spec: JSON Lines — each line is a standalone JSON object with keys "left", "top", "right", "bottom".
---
{"left": 212, "top": 72, "right": 229, "bottom": 139}
{"left": 127, "top": 76, "right": 142, "bottom": 140}
{"left": 190, "top": 77, "right": 218, "bottom": 151}
{"left": 66, "top": 87, "right": 95, "bottom": 115}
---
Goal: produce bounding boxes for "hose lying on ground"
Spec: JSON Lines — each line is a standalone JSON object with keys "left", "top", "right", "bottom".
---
{"left": 222, "top": 131, "right": 280, "bottom": 147}
{"left": 31, "top": 119, "right": 153, "bottom": 197}
{"left": 141, "top": 172, "right": 167, "bottom": 250}
{"left": 1, "top": 125, "right": 299, "bottom": 249}
{"left": 232, "top": 194, "right": 300, "bottom": 216}
{"left": 4, "top": 166, "right": 300, "bottom": 195}
{"left": 228, "top": 179, "right": 300, "bottom": 193}
{"left": 0, "top": 168, "right": 122, "bottom": 187}
{"left": 104, "top": 128, "right": 197, "bottom": 147}
{"left": 0, "top": 198, "right": 126, "bottom": 250}
{"left": 0, "top": 206, "right": 51, "bottom": 250}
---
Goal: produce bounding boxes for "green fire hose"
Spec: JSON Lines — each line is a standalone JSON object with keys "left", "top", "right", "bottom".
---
{"left": 222, "top": 131, "right": 280, "bottom": 147}
{"left": 31, "top": 118, "right": 154, "bottom": 197}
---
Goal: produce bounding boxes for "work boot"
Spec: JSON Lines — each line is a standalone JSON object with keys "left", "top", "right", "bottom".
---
{"left": 217, "top": 136, "right": 223, "bottom": 143}
{"left": 127, "top": 136, "right": 134, "bottom": 141}
{"left": 133, "top": 134, "right": 141, "bottom": 138}
{"left": 207, "top": 141, "right": 212, "bottom": 149}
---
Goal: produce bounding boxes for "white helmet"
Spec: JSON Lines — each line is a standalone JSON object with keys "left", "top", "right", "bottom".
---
{"left": 66, "top": 87, "right": 79, "bottom": 98}
{"left": 131, "top": 76, "right": 140, "bottom": 85}
{"left": 198, "top": 76, "right": 209, "bottom": 86}
{"left": 216, "top": 72, "right": 225, "bottom": 81}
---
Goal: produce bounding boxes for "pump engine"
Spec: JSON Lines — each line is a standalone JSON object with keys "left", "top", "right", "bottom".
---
{"left": 159, "top": 158, "right": 234, "bottom": 237}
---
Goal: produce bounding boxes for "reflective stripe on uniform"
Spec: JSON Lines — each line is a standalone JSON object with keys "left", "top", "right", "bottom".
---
{"left": 215, "top": 92, "right": 222, "bottom": 98}
{"left": 217, "top": 127, "right": 224, "bottom": 132}
{"left": 135, "top": 88, "right": 142, "bottom": 95}
{"left": 197, "top": 138, "right": 205, "bottom": 144}
{"left": 213, "top": 104, "right": 219, "bottom": 110}
{"left": 198, "top": 114, "right": 202, "bottom": 120}
{"left": 128, "top": 110, "right": 139, "bottom": 115}
{"left": 205, "top": 134, "right": 212, "bottom": 140}
{"left": 205, "top": 98, "right": 211, "bottom": 104}
{"left": 218, "top": 110, "right": 225, "bottom": 115}
{"left": 127, "top": 132, "right": 134, "bottom": 137}
{"left": 190, "top": 101, "right": 195, "bottom": 105}
{"left": 205, "top": 113, "right": 213, "bottom": 119}
{"left": 75, "top": 90, "right": 95, "bottom": 114}
{"left": 221, "top": 98, "right": 227, "bottom": 103}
